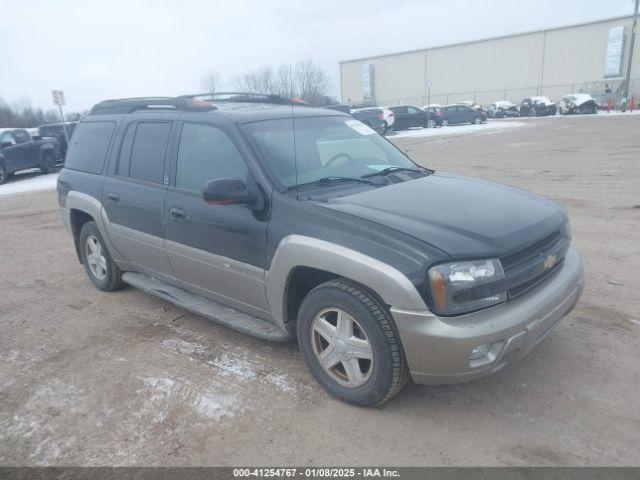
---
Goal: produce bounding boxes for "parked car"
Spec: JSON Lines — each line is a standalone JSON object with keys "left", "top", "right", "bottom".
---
{"left": 440, "top": 104, "right": 487, "bottom": 125}
{"left": 38, "top": 121, "right": 78, "bottom": 160}
{"left": 350, "top": 108, "right": 386, "bottom": 133}
{"left": 0, "top": 128, "right": 60, "bottom": 184}
{"left": 58, "top": 93, "right": 584, "bottom": 406}
{"left": 558, "top": 94, "right": 598, "bottom": 115}
{"left": 369, "top": 107, "right": 395, "bottom": 132}
{"left": 487, "top": 101, "right": 520, "bottom": 118}
{"left": 387, "top": 105, "right": 431, "bottom": 130}
{"left": 421, "top": 106, "right": 444, "bottom": 127}
{"left": 520, "top": 97, "right": 557, "bottom": 116}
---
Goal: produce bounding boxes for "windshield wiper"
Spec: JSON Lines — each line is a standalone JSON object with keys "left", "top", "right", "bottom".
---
{"left": 288, "top": 176, "right": 378, "bottom": 190}
{"left": 362, "top": 166, "right": 425, "bottom": 178}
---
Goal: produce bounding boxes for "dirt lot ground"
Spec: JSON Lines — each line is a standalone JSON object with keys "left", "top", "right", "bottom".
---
{"left": 1, "top": 115, "right": 639, "bottom": 466}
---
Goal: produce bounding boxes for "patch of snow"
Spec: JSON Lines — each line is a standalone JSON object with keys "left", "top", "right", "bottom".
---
{"left": 629, "top": 318, "right": 640, "bottom": 327}
{"left": 140, "top": 376, "right": 237, "bottom": 422}
{"left": 161, "top": 338, "right": 208, "bottom": 356}
{"left": 208, "top": 352, "right": 257, "bottom": 381}
{"left": 263, "top": 372, "right": 296, "bottom": 394}
{"left": 0, "top": 172, "right": 59, "bottom": 197}
{"left": 391, "top": 121, "right": 527, "bottom": 139}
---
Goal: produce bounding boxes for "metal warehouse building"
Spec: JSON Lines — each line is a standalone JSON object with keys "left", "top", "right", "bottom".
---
{"left": 340, "top": 15, "right": 639, "bottom": 107}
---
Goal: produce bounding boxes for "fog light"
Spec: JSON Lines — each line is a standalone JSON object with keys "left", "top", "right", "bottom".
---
{"left": 470, "top": 343, "right": 492, "bottom": 360}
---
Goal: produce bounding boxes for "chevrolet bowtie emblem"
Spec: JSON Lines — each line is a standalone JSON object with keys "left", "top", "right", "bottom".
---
{"left": 543, "top": 254, "right": 557, "bottom": 270}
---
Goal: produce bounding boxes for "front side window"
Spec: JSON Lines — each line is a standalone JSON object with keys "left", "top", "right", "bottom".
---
{"left": 175, "top": 123, "right": 248, "bottom": 192}
{"left": 243, "top": 116, "right": 418, "bottom": 188}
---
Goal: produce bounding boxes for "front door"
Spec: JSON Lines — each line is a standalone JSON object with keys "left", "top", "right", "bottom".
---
{"left": 164, "top": 121, "right": 269, "bottom": 312}
{"left": 101, "top": 117, "right": 175, "bottom": 276}
{"left": 0, "top": 131, "right": 31, "bottom": 172}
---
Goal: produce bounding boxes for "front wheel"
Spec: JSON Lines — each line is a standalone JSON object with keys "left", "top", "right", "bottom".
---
{"left": 40, "top": 153, "right": 55, "bottom": 174}
{"left": 425, "top": 119, "right": 437, "bottom": 128}
{"left": 473, "top": 116, "right": 481, "bottom": 124}
{"left": 297, "top": 279, "right": 409, "bottom": 407}
{"left": 442, "top": 119, "right": 449, "bottom": 126}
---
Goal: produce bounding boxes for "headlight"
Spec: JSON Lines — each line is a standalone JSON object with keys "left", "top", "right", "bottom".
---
{"left": 427, "top": 258, "right": 506, "bottom": 316}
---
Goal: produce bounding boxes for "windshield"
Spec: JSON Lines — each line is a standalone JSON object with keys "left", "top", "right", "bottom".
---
{"left": 242, "top": 115, "right": 419, "bottom": 188}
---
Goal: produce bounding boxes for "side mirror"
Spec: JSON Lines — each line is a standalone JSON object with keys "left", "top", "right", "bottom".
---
{"left": 1, "top": 142, "right": 13, "bottom": 149}
{"left": 202, "top": 177, "right": 257, "bottom": 206}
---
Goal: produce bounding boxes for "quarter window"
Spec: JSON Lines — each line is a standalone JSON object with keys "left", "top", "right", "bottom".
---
{"left": 64, "top": 121, "right": 116, "bottom": 174}
{"left": 175, "top": 123, "right": 248, "bottom": 192}
{"left": 1, "top": 132, "right": 16, "bottom": 146}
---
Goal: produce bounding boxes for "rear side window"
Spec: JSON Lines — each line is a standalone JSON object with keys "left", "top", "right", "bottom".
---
{"left": 175, "top": 123, "right": 248, "bottom": 192}
{"left": 118, "top": 121, "right": 171, "bottom": 184}
{"left": 63, "top": 121, "right": 116, "bottom": 174}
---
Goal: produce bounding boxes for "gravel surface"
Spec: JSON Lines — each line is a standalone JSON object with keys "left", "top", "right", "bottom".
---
{"left": 0, "top": 114, "right": 639, "bottom": 466}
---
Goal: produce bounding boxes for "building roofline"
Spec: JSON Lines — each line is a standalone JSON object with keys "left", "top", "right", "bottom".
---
{"left": 339, "top": 14, "right": 633, "bottom": 65}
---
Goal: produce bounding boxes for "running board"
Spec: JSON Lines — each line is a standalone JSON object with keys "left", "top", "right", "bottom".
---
{"left": 122, "top": 272, "right": 290, "bottom": 342}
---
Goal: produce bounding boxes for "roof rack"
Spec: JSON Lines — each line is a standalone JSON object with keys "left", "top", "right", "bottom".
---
{"left": 180, "top": 92, "right": 309, "bottom": 106}
{"left": 88, "top": 96, "right": 218, "bottom": 115}
{"left": 88, "top": 92, "right": 309, "bottom": 116}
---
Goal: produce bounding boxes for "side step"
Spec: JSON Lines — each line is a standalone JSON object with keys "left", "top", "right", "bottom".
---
{"left": 122, "top": 272, "right": 290, "bottom": 342}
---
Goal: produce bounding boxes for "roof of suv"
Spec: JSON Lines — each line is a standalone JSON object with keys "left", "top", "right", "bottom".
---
{"left": 87, "top": 93, "right": 346, "bottom": 123}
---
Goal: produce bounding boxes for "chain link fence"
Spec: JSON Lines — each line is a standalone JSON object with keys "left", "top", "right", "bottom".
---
{"left": 371, "top": 79, "right": 640, "bottom": 108}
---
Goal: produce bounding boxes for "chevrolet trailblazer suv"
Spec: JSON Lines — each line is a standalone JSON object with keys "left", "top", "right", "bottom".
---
{"left": 57, "top": 93, "right": 584, "bottom": 406}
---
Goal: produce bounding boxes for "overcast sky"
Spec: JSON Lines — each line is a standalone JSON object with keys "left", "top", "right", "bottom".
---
{"left": 1, "top": 0, "right": 635, "bottom": 112}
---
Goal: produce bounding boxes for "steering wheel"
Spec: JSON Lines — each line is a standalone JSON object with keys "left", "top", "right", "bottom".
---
{"left": 325, "top": 152, "right": 352, "bottom": 167}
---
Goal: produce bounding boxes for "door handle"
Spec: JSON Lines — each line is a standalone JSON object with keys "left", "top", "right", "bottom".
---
{"left": 169, "top": 208, "right": 186, "bottom": 220}
{"left": 107, "top": 192, "right": 119, "bottom": 202}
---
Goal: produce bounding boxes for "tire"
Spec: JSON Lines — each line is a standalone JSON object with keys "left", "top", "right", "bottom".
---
{"left": 79, "top": 221, "right": 124, "bottom": 291}
{"left": 297, "top": 279, "right": 409, "bottom": 407}
{"left": 40, "top": 152, "right": 55, "bottom": 174}
{"left": 473, "top": 116, "right": 481, "bottom": 124}
{"left": 425, "top": 119, "right": 436, "bottom": 128}
{"left": 0, "top": 164, "right": 8, "bottom": 185}
{"left": 442, "top": 119, "right": 449, "bottom": 126}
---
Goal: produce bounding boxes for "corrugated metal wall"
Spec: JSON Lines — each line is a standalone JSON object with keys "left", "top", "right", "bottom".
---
{"left": 340, "top": 15, "right": 639, "bottom": 106}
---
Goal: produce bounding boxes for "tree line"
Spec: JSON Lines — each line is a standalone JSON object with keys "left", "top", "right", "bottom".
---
{"left": 1, "top": 59, "right": 336, "bottom": 128}
{"left": 201, "top": 59, "right": 337, "bottom": 106}
{"left": 0, "top": 97, "right": 83, "bottom": 128}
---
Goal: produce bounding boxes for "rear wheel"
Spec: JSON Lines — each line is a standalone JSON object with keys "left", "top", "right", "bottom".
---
{"left": 40, "top": 152, "right": 55, "bottom": 174}
{"left": 297, "top": 279, "right": 409, "bottom": 407}
{"left": 425, "top": 119, "right": 437, "bottom": 128}
{"left": 79, "top": 221, "right": 124, "bottom": 291}
{"left": 0, "top": 164, "right": 8, "bottom": 185}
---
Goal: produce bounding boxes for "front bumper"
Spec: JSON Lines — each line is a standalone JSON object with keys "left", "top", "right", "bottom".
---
{"left": 391, "top": 247, "right": 584, "bottom": 385}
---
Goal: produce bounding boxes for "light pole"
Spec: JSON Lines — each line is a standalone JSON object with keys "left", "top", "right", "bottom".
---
{"left": 623, "top": 0, "right": 639, "bottom": 100}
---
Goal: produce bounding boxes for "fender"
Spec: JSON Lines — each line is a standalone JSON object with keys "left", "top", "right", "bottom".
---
{"left": 265, "top": 235, "right": 428, "bottom": 325}
{"left": 62, "top": 191, "right": 124, "bottom": 263}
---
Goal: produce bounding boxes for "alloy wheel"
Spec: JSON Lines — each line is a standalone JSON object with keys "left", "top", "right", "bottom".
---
{"left": 85, "top": 235, "right": 107, "bottom": 280}
{"left": 310, "top": 307, "right": 374, "bottom": 388}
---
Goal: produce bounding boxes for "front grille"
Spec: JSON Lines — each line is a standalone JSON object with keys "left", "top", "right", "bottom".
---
{"left": 500, "top": 229, "right": 569, "bottom": 299}
{"left": 500, "top": 230, "right": 563, "bottom": 271}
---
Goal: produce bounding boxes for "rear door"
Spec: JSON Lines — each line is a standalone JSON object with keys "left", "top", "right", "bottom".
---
{"left": 163, "top": 120, "right": 270, "bottom": 312}
{"left": 406, "top": 106, "right": 424, "bottom": 127}
{"left": 101, "top": 114, "right": 176, "bottom": 276}
{"left": 391, "top": 106, "right": 408, "bottom": 129}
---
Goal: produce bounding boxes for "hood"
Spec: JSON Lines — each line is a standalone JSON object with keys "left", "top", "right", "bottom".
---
{"left": 315, "top": 172, "right": 567, "bottom": 258}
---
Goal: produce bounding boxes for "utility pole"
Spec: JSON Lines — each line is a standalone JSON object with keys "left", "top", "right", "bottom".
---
{"left": 623, "top": 0, "right": 639, "bottom": 101}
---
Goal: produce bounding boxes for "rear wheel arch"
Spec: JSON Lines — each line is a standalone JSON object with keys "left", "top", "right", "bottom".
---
{"left": 70, "top": 209, "right": 95, "bottom": 263}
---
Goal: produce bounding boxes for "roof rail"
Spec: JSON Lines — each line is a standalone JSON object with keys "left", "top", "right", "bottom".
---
{"left": 180, "top": 92, "right": 309, "bottom": 106}
{"left": 88, "top": 96, "right": 217, "bottom": 115}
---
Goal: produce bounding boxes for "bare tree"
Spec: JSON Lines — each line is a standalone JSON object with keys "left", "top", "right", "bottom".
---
{"left": 200, "top": 70, "right": 221, "bottom": 94}
{"left": 230, "top": 60, "right": 331, "bottom": 106}
{"left": 294, "top": 60, "right": 330, "bottom": 106}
